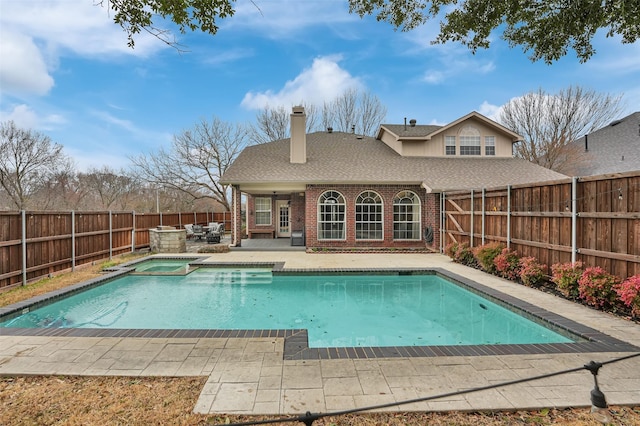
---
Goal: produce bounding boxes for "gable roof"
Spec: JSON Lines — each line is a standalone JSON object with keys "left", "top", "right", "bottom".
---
{"left": 377, "top": 111, "right": 523, "bottom": 142}
{"left": 570, "top": 111, "right": 640, "bottom": 176}
{"left": 221, "top": 131, "right": 567, "bottom": 193}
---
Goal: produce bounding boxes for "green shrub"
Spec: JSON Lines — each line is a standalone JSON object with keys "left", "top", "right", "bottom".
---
{"left": 454, "top": 242, "right": 477, "bottom": 267}
{"left": 473, "top": 242, "right": 504, "bottom": 274}
{"left": 551, "top": 261, "right": 583, "bottom": 298}
{"left": 444, "top": 242, "right": 458, "bottom": 259}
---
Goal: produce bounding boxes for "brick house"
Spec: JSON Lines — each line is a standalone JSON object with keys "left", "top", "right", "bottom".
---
{"left": 220, "top": 107, "right": 566, "bottom": 250}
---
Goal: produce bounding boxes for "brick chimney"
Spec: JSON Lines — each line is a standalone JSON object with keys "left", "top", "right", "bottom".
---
{"left": 290, "top": 106, "right": 306, "bottom": 164}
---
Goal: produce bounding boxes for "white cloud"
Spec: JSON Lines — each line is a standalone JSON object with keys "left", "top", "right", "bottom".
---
{"left": 0, "top": 30, "right": 54, "bottom": 96}
{"left": 201, "top": 48, "right": 254, "bottom": 67}
{"left": 0, "top": 104, "right": 65, "bottom": 130}
{"left": 241, "top": 56, "right": 363, "bottom": 109}
{"left": 0, "top": 1, "right": 165, "bottom": 58}
{"left": 478, "top": 101, "right": 502, "bottom": 121}
{"left": 0, "top": 0, "right": 170, "bottom": 99}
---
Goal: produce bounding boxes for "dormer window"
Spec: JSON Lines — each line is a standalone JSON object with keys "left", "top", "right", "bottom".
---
{"left": 459, "top": 126, "right": 481, "bottom": 155}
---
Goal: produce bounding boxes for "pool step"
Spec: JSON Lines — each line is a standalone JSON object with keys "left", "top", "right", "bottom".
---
{"left": 189, "top": 269, "right": 273, "bottom": 284}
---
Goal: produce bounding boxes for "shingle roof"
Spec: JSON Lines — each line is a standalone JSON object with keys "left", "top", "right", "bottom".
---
{"left": 380, "top": 124, "right": 442, "bottom": 138}
{"left": 571, "top": 112, "right": 640, "bottom": 176}
{"left": 221, "top": 131, "right": 567, "bottom": 192}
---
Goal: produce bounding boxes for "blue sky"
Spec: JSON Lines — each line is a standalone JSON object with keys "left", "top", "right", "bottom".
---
{"left": 1, "top": 0, "right": 639, "bottom": 171}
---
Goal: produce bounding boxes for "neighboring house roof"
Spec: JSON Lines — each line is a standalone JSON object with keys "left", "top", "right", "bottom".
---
{"left": 571, "top": 111, "right": 640, "bottom": 176}
{"left": 377, "top": 111, "right": 523, "bottom": 142}
{"left": 221, "top": 131, "right": 567, "bottom": 193}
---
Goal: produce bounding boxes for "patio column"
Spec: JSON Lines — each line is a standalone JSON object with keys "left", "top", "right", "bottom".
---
{"left": 232, "top": 185, "right": 242, "bottom": 247}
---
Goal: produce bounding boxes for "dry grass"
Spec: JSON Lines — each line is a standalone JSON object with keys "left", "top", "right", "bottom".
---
{"left": 1, "top": 254, "right": 639, "bottom": 425}
{"left": 0, "top": 252, "right": 149, "bottom": 307}
{"left": 2, "top": 376, "right": 639, "bottom": 425}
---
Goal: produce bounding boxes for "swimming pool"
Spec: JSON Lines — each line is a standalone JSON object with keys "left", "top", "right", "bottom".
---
{"left": 1, "top": 265, "right": 576, "bottom": 348}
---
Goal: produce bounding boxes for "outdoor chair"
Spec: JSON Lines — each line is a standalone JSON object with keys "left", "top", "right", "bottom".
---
{"left": 192, "top": 224, "right": 205, "bottom": 240}
{"left": 184, "top": 224, "right": 195, "bottom": 239}
{"left": 206, "top": 223, "right": 224, "bottom": 244}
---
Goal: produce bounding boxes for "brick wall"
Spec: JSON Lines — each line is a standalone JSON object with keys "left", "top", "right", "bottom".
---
{"left": 305, "top": 184, "right": 439, "bottom": 250}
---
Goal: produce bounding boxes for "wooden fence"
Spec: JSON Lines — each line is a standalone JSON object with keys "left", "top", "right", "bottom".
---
{"left": 0, "top": 211, "right": 232, "bottom": 291}
{"left": 441, "top": 171, "right": 640, "bottom": 279}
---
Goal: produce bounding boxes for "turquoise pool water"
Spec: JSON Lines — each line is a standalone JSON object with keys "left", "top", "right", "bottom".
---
{"left": 130, "top": 259, "right": 192, "bottom": 273}
{"left": 1, "top": 269, "right": 573, "bottom": 347}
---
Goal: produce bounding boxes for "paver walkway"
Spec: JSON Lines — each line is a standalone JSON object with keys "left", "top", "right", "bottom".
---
{"left": 1, "top": 252, "right": 639, "bottom": 416}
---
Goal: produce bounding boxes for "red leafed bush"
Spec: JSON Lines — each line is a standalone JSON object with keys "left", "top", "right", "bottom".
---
{"left": 615, "top": 274, "right": 640, "bottom": 318}
{"left": 494, "top": 247, "right": 521, "bottom": 280}
{"left": 519, "top": 256, "right": 547, "bottom": 287}
{"left": 578, "top": 266, "right": 621, "bottom": 309}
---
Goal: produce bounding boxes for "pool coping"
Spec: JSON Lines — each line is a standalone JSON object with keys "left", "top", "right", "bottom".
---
{"left": 1, "top": 257, "right": 638, "bottom": 360}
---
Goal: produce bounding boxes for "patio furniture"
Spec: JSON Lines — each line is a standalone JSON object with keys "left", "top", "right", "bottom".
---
{"left": 192, "top": 224, "right": 205, "bottom": 240}
{"left": 206, "top": 223, "right": 224, "bottom": 244}
{"left": 184, "top": 224, "right": 195, "bottom": 239}
{"left": 291, "top": 227, "right": 305, "bottom": 246}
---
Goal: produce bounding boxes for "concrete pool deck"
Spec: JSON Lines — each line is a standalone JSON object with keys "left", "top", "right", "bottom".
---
{"left": 1, "top": 251, "right": 639, "bottom": 416}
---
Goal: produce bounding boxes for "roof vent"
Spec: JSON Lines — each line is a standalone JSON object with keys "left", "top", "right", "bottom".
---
{"left": 351, "top": 124, "right": 355, "bottom": 134}
{"left": 327, "top": 127, "right": 333, "bottom": 133}
{"left": 409, "top": 119, "right": 417, "bottom": 127}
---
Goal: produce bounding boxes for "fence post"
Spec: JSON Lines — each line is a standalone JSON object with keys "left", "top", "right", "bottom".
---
{"left": 21, "top": 210, "right": 27, "bottom": 286}
{"left": 132, "top": 211, "right": 136, "bottom": 252}
{"left": 470, "top": 190, "right": 474, "bottom": 247}
{"left": 179, "top": 212, "right": 182, "bottom": 228}
{"left": 507, "top": 185, "right": 511, "bottom": 249}
{"left": 481, "top": 188, "right": 486, "bottom": 246}
{"left": 109, "top": 210, "right": 113, "bottom": 261}
{"left": 71, "top": 211, "right": 76, "bottom": 272}
{"left": 160, "top": 211, "right": 163, "bottom": 226}
{"left": 571, "top": 177, "right": 578, "bottom": 264}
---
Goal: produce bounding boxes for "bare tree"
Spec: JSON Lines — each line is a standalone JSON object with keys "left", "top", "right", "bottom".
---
{"left": 130, "top": 117, "right": 248, "bottom": 211}
{"left": 32, "top": 170, "right": 88, "bottom": 211}
{"left": 0, "top": 121, "right": 73, "bottom": 210}
{"left": 500, "top": 86, "right": 624, "bottom": 175}
{"left": 249, "top": 102, "right": 319, "bottom": 145}
{"left": 323, "top": 89, "right": 387, "bottom": 136}
{"left": 356, "top": 90, "right": 388, "bottom": 136}
{"left": 77, "top": 166, "right": 140, "bottom": 210}
{"left": 249, "top": 105, "right": 291, "bottom": 145}
{"left": 331, "top": 88, "right": 358, "bottom": 133}
{"left": 250, "top": 90, "right": 387, "bottom": 144}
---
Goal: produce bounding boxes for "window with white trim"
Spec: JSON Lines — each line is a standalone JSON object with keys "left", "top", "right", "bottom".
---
{"left": 318, "top": 190, "right": 346, "bottom": 240}
{"left": 459, "top": 126, "right": 481, "bottom": 155}
{"left": 254, "top": 197, "right": 271, "bottom": 225}
{"left": 393, "top": 191, "right": 421, "bottom": 240}
{"left": 355, "top": 191, "right": 383, "bottom": 240}
{"left": 445, "top": 136, "right": 456, "bottom": 155}
{"left": 485, "top": 136, "right": 495, "bottom": 156}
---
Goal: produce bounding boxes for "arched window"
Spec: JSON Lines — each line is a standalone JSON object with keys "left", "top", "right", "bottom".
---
{"left": 459, "top": 126, "right": 481, "bottom": 155}
{"left": 317, "top": 190, "right": 346, "bottom": 240}
{"left": 393, "top": 191, "right": 421, "bottom": 240}
{"left": 355, "top": 191, "right": 383, "bottom": 240}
